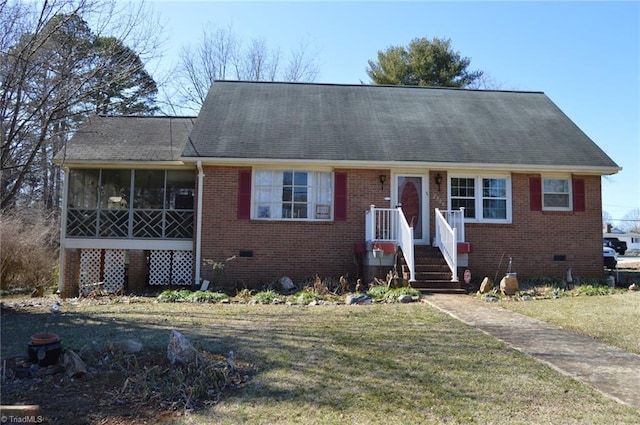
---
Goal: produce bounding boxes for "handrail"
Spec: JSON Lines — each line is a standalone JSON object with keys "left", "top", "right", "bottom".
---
{"left": 435, "top": 208, "right": 458, "bottom": 282}
{"left": 366, "top": 205, "right": 415, "bottom": 282}
{"left": 396, "top": 208, "right": 415, "bottom": 282}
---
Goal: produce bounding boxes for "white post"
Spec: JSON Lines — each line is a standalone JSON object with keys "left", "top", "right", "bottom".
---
{"left": 57, "top": 167, "right": 70, "bottom": 294}
{"left": 194, "top": 161, "right": 204, "bottom": 285}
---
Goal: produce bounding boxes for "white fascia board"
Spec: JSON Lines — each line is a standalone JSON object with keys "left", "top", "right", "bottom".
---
{"left": 180, "top": 157, "right": 621, "bottom": 176}
{"left": 64, "top": 239, "right": 193, "bottom": 251}
{"left": 59, "top": 161, "right": 191, "bottom": 169}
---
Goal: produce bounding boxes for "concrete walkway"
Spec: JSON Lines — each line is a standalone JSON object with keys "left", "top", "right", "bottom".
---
{"left": 422, "top": 294, "right": 640, "bottom": 412}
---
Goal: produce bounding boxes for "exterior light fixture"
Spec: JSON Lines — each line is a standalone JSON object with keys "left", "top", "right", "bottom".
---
{"left": 379, "top": 174, "right": 386, "bottom": 190}
{"left": 435, "top": 173, "right": 443, "bottom": 191}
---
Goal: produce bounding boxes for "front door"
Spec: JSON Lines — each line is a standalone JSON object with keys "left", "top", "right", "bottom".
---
{"left": 394, "top": 174, "right": 429, "bottom": 244}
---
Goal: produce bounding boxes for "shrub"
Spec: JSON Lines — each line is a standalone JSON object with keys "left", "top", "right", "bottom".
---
{"left": 292, "top": 288, "right": 322, "bottom": 304}
{"left": 367, "top": 284, "right": 419, "bottom": 302}
{"left": 157, "top": 289, "right": 192, "bottom": 302}
{"left": 0, "top": 212, "right": 59, "bottom": 290}
{"left": 186, "top": 291, "right": 229, "bottom": 303}
{"left": 574, "top": 284, "right": 612, "bottom": 296}
{"left": 251, "top": 290, "right": 279, "bottom": 304}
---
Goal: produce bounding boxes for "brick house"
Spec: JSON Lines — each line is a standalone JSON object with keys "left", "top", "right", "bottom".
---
{"left": 56, "top": 81, "right": 620, "bottom": 297}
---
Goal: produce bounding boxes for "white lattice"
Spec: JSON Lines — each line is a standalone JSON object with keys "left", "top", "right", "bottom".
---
{"left": 172, "top": 250, "right": 193, "bottom": 285}
{"left": 149, "top": 250, "right": 171, "bottom": 285}
{"left": 80, "top": 249, "right": 101, "bottom": 296}
{"left": 103, "top": 249, "right": 125, "bottom": 293}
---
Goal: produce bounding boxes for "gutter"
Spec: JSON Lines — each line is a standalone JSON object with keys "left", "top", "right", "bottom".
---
{"left": 194, "top": 161, "right": 204, "bottom": 285}
{"left": 179, "top": 157, "right": 621, "bottom": 176}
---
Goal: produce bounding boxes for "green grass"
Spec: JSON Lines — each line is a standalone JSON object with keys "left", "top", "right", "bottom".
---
{"left": 497, "top": 289, "right": 640, "bottom": 354}
{"left": 2, "top": 298, "right": 639, "bottom": 424}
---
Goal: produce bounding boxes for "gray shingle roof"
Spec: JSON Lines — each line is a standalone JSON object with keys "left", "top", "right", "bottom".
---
{"left": 184, "top": 81, "right": 618, "bottom": 170}
{"left": 59, "top": 115, "right": 195, "bottom": 163}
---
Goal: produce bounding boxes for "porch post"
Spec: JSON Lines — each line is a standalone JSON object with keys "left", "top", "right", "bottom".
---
{"left": 57, "top": 166, "right": 69, "bottom": 294}
{"left": 194, "top": 161, "right": 204, "bottom": 285}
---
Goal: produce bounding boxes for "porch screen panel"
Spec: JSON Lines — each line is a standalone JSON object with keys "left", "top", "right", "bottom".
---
{"left": 67, "top": 169, "right": 99, "bottom": 237}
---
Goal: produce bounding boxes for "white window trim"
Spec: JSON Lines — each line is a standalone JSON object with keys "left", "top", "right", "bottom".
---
{"left": 541, "top": 175, "right": 573, "bottom": 211}
{"left": 252, "top": 168, "right": 334, "bottom": 221}
{"left": 448, "top": 174, "right": 512, "bottom": 224}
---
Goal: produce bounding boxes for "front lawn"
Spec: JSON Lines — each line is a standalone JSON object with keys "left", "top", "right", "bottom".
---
{"left": 2, "top": 297, "right": 639, "bottom": 424}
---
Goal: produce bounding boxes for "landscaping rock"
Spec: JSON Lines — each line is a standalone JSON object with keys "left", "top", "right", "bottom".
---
{"left": 345, "top": 294, "right": 372, "bottom": 305}
{"left": 479, "top": 277, "right": 493, "bottom": 293}
{"left": 167, "top": 330, "right": 200, "bottom": 365}
{"left": 79, "top": 340, "right": 107, "bottom": 363}
{"left": 481, "top": 294, "right": 499, "bottom": 302}
{"left": 397, "top": 294, "right": 413, "bottom": 303}
{"left": 279, "top": 276, "right": 295, "bottom": 292}
{"left": 110, "top": 339, "right": 143, "bottom": 354}
{"left": 63, "top": 350, "right": 88, "bottom": 378}
{"left": 500, "top": 273, "right": 518, "bottom": 296}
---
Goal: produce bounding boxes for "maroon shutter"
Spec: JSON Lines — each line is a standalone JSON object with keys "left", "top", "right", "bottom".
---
{"left": 237, "top": 170, "right": 252, "bottom": 219}
{"left": 334, "top": 172, "right": 347, "bottom": 221}
{"left": 529, "top": 177, "right": 542, "bottom": 211}
{"left": 572, "top": 177, "right": 585, "bottom": 212}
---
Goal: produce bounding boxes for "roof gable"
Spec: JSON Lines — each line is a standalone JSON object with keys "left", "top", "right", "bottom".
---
{"left": 185, "top": 81, "right": 618, "bottom": 170}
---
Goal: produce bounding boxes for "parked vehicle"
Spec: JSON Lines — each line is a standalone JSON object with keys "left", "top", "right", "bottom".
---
{"left": 603, "top": 246, "right": 617, "bottom": 270}
{"left": 603, "top": 237, "right": 627, "bottom": 255}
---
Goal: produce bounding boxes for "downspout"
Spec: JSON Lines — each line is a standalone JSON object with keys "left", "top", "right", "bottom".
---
{"left": 57, "top": 166, "right": 70, "bottom": 294}
{"left": 194, "top": 161, "right": 204, "bottom": 285}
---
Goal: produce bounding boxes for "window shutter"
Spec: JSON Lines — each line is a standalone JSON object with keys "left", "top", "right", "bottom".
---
{"left": 237, "top": 170, "right": 252, "bottom": 219}
{"left": 529, "top": 177, "right": 542, "bottom": 211}
{"left": 334, "top": 172, "right": 347, "bottom": 221}
{"left": 572, "top": 177, "right": 585, "bottom": 212}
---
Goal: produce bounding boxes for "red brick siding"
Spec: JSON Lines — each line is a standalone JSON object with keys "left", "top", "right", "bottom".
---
{"left": 199, "top": 166, "right": 390, "bottom": 287}
{"left": 62, "top": 248, "right": 80, "bottom": 298}
{"left": 464, "top": 173, "right": 603, "bottom": 280}
{"left": 128, "top": 250, "right": 148, "bottom": 293}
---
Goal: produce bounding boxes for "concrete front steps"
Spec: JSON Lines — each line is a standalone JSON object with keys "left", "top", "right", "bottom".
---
{"left": 403, "top": 246, "right": 466, "bottom": 294}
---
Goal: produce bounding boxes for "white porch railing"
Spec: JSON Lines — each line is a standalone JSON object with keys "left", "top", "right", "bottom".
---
{"left": 366, "top": 205, "right": 415, "bottom": 282}
{"left": 434, "top": 208, "right": 465, "bottom": 282}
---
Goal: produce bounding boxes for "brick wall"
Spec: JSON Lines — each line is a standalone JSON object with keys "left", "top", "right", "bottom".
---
{"left": 128, "top": 250, "right": 148, "bottom": 293}
{"left": 61, "top": 248, "right": 80, "bottom": 298}
{"left": 463, "top": 173, "right": 603, "bottom": 281}
{"left": 199, "top": 167, "right": 604, "bottom": 288}
{"left": 199, "top": 166, "right": 391, "bottom": 288}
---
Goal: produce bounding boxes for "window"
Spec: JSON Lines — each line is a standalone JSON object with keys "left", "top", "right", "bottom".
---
{"left": 254, "top": 170, "right": 332, "bottom": 220}
{"left": 542, "top": 177, "right": 571, "bottom": 210}
{"left": 450, "top": 175, "right": 511, "bottom": 223}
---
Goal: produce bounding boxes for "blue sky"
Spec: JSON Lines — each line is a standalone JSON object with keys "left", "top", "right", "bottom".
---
{"left": 149, "top": 1, "right": 639, "bottom": 224}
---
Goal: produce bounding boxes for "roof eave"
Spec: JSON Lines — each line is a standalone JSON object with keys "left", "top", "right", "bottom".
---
{"left": 179, "top": 156, "right": 621, "bottom": 176}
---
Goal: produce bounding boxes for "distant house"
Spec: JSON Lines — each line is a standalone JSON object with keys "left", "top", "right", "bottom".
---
{"left": 55, "top": 81, "right": 620, "bottom": 297}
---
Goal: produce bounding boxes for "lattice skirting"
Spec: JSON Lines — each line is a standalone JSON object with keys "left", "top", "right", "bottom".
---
{"left": 149, "top": 250, "right": 193, "bottom": 285}
{"left": 80, "top": 249, "right": 101, "bottom": 287}
{"left": 79, "top": 248, "right": 126, "bottom": 295}
{"left": 103, "top": 249, "right": 126, "bottom": 293}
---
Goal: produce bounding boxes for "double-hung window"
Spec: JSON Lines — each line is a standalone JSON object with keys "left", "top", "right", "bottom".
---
{"left": 542, "top": 177, "right": 571, "bottom": 211}
{"left": 450, "top": 175, "right": 511, "bottom": 223}
{"left": 254, "top": 170, "right": 332, "bottom": 220}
